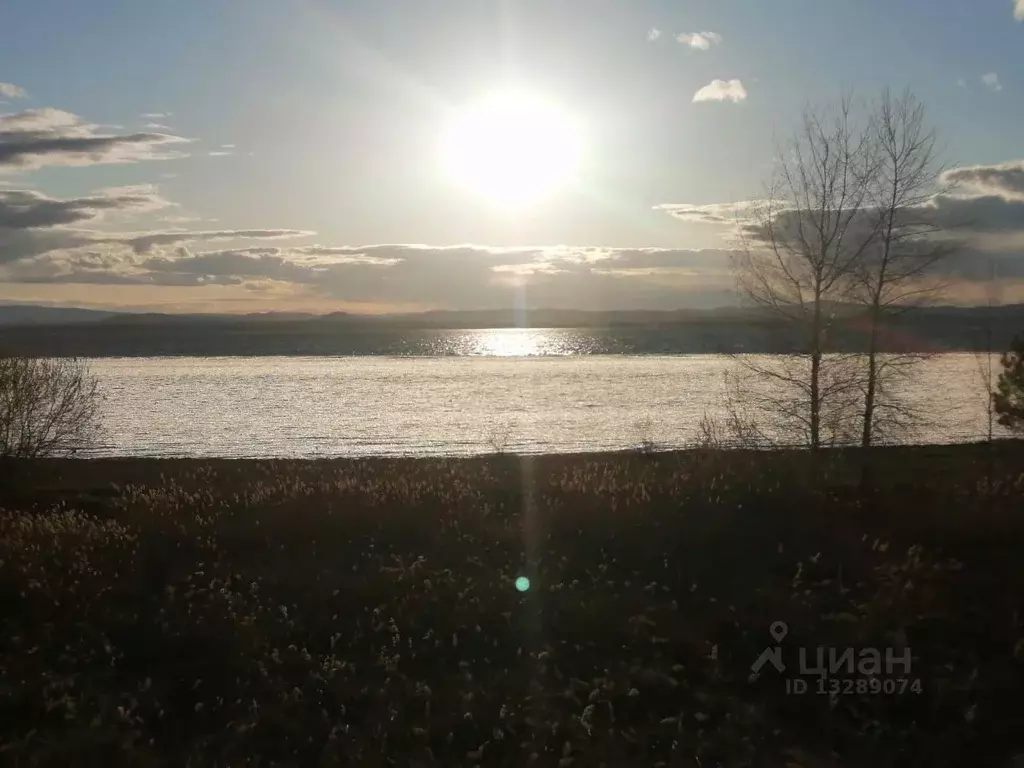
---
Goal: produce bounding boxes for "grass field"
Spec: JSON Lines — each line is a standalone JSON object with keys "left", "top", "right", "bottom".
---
{"left": 1, "top": 443, "right": 1023, "bottom": 766}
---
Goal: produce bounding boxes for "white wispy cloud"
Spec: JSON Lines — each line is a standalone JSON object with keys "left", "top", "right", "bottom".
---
{"left": 654, "top": 200, "right": 768, "bottom": 224}
{"left": 982, "top": 72, "right": 1003, "bottom": 91}
{"left": 676, "top": 31, "right": 723, "bottom": 50}
{"left": 141, "top": 112, "right": 172, "bottom": 119}
{"left": 692, "top": 79, "right": 747, "bottom": 103}
{"left": 647, "top": 28, "right": 661, "bottom": 42}
{"left": 1015, "top": 0, "right": 1024, "bottom": 21}
{"left": 0, "top": 82, "right": 27, "bottom": 99}
{"left": 943, "top": 160, "right": 1024, "bottom": 201}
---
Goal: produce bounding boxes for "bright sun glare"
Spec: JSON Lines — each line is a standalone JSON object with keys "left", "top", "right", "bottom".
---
{"left": 441, "top": 90, "right": 584, "bottom": 205}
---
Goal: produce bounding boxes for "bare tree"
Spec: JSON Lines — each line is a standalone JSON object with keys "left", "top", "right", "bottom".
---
{"left": 973, "top": 255, "right": 1001, "bottom": 445}
{"left": 695, "top": 370, "right": 771, "bottom": 450}
{"left": 0, "top": 356, "right": 100, "bottom": 458}
{"left": 733, "top": 96, "right": 877, "bottom": 451}
{"left": 852, "top": 88, "right": 954, "bottom": 450}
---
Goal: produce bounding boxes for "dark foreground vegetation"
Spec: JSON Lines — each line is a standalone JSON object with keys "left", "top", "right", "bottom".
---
{"left": 2, "top": 443, "right": 1024, "bottom": 766}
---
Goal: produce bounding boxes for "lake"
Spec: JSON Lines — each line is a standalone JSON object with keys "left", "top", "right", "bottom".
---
{"left": 85, "top": 330, "right": 1005, "bottom": 457}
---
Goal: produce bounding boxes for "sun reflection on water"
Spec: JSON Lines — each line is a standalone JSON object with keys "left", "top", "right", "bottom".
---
{"left": 421, "top": 328, "right": 610, "bottom": 356}
{"left": 470, "top": 328, "right": 550, "bottom": 356}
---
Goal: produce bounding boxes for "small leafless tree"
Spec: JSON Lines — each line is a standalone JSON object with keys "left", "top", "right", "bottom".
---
{"left": 733, "top": 96, "right": 877, "bottom": 451}
{"left": 695, "top": 370, "right": 770, "bottom": 449}
{"left": 852, "top": 88, "right": 954, "bottom": 450}
{"left": 632, "top": 417, "right": 659, "bottom": 453}
{"left": 0, "top": 356, "right": 100, "bottom": 458}
{"left": 485, "top": 420, "right": 516, "bottom": 454}
{"left": 973, "top": 255, "right": 1001, "bottom": 444}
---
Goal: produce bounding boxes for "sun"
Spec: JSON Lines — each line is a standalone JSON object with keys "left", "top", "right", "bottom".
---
{"left": 440, "top": 90, "right": 585, "bottom": 205}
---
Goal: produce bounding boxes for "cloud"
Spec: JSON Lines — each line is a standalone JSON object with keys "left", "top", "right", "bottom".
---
{"left": 0, "top": 83, "right": 27, "bottom": 100}
{"left": 0, "top": 107, "right": 189, "bottom": 171}
{"left": 1016, "top": 0, "right": 1024, "bottom": 20}
{"left": 207, "top": 151, "right": 233, "bottom": 157}
{"left": 693, "top": 79, "right": 747, "bottom": 103}
{"left": 676, "top": 31, "right": 723, "bottom": 50}
{"left": 0, "top": 109, "right": 79, "bottom": 131}
{"left": 116, "top": 229, "right": 315, "bottom": 255}
{"left": 140, "top": 248, "right": 318, "bottom": 285}
{"left": 656, "top": 167, "right": 1024, "bottom": 300}
{"left": 931, "top": 245, "right": 1024, "bottom": 281}
{"left": 660, "top": 193, "right": 1024, "bottom": 240}
{"left": 942, "top": 160, "right": 1024, "bottom": 201}
{"left": 654, "top": 201, "right": 768, "bottom": 224}
{"left": 982, "top": 72, "right": 1003, "bottom": 91}
{"left": 1, "top": 242, "right": 740, "bottom": 310}
{"left": 921, "top": 193, "right": 1024, "bottom": 234}
{"left": 0, "top": 186, "right": 181, "bottom": 264}
{"left": 0, "top": 184, "right": 314, "bottom": 266}
{"left": 593, "top": 248, "right": 734, "bottom": 272}
{"left": 660, "top": 160, "right": 1024, "bottom": 235}
{"left": 141, "top": 112, "right": 171, "bottom": 119}
{"left": 0, "top": 188, "right": 168, "bottom": 229}
{"left": 647, "top": 28, "right": 661, "bottom": 42}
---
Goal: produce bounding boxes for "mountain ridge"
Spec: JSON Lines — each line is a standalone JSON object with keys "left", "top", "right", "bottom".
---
{"left": 4, "top": 302, "right": 1021, "bottom": 328}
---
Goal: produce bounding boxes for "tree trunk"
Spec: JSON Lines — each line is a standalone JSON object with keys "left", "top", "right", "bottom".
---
{"left": 810, "top": 287, "right": 824, "bottom": 452}
{"left": 861, "top": 322, "right": 879, "bottom": 450}
{"left": 810, "top": 350, "right": 821, "bottom": 451}
{"left": 860, "top": 353, "right": 877, "bottom": 498}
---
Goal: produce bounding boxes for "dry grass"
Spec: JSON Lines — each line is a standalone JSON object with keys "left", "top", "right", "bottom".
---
{"left": 1, "top": 444, "right": 1023, "bottom": 766}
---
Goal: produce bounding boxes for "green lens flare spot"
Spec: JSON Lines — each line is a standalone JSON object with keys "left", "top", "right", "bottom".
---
{"left": 515, "top": 576, "right": 530, "bottom": 593}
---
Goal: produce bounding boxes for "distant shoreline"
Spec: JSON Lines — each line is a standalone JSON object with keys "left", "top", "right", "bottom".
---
{"left": 0, "top": 302, "right": 1021, "bottom": 357}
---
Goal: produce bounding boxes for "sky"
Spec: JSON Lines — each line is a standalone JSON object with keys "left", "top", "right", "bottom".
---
{"left": 0, "top": 0, "right": 1022, "bottom": 313}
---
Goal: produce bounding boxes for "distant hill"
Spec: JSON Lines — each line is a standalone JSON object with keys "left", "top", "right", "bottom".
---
{"left": 96, "top": 310, "right": 324, "bottom": 325}
{"left": 0, "top": 304, "right": 122, "bottom": 326}
{"left": 0, "top": 305, "right": 761, "bottom": 329}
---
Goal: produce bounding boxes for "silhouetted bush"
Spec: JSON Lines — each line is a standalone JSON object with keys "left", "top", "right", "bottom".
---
{"left": 994, "top": 334, "right": 1024, "bottom": 432}
{"left": 0, "top": 356, "right": 99, "bottom": 458}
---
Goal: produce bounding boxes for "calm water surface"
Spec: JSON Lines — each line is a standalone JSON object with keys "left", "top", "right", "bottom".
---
{"left": 86, "top": 330, "right": 1003, "bottom": 457}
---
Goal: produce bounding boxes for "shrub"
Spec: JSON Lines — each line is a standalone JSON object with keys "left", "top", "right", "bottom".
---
{"left": 994, "top": 335, "right": 1024, "bottom": 432}
{"left": 0, "top": 356, "right": 100, "bottom": 458}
